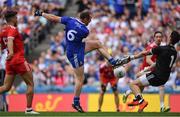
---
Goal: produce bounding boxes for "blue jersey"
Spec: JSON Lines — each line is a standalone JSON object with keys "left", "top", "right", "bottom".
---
{"left": 60, "top": 16, "right": 89, "bottom": 68}
{"left": 61, "top": 16, "right": 89, "bottom": 50}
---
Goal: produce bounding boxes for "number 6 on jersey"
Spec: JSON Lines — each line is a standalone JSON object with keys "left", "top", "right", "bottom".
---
{"left": 67, "top": 30, "right": 77, "bottom": 41}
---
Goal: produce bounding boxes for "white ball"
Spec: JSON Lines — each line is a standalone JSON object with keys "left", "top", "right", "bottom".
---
{"left": 113, "top": 66, "right": 126, "bottom": 78}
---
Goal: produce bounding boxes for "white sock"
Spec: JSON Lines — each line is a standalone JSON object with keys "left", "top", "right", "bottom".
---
{"left": 139, "top": 99, "right": 144, "bottom": 104}
{"left": 125, "top": 90, "right": 132, "bottom": 96}
{"left": 160, "top": 102, "right": 164, "bottom": 108}
{"left": 26, "top": 107, "right": 32, "bottom": 111}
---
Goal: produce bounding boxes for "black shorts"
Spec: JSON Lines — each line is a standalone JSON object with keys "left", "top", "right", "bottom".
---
{"left": 146, "top": 72, "right": 168, "bottom": 86}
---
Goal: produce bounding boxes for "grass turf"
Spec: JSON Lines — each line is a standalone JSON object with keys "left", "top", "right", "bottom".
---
{"left": 0, "top": 112, "right": 180, "bottom": 117}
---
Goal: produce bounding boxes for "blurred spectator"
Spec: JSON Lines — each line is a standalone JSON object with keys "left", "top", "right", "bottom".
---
{"left": 0, "top": 0, "right": 67, "bottom": 56}
{"left": 52, "top": 69, "right": 65, "bottom": 87}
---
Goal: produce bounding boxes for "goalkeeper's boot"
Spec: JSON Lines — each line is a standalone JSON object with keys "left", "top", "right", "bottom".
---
{"left": 127, "top": 99, "right": 139, "bottom": 106}
{"left": 138, "top": 100, "right": 148, "bottom": 113}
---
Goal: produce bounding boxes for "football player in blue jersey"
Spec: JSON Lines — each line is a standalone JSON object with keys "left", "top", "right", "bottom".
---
{"left": 34, "top": 10, "right": 122, "bottom": 112}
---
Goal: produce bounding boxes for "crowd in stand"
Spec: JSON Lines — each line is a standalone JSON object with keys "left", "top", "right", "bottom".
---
{"left": 1, "top": 0, "right": 180, "bottom": 93}
{"left": 0, "top": 0, "right": 66, "bottom": 56}
{"left": 0, "top": 0, "right": 68, "bottom": 93}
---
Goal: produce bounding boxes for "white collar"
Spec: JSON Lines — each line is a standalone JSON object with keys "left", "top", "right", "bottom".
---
{"left": 76, "top": 18, "right": 85, "bottom": 25}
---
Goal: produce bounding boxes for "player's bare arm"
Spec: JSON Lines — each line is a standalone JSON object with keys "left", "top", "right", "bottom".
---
{"left": 148, "top": 63, "right": 155, "bottom": 70}
{"left": 136, "top": 65, "right": 154, "bottom": 78}
{"left": 140, "top": 63, "right": 155, "bottom": 74}
{"left": 7, "top": 37, "right": 14, "bottom": 60}
{"left": 34, "top": 9, "right": 61, "bottom": 23}
{"left": 136, "top": 53, "right": 155, "bottom": 77}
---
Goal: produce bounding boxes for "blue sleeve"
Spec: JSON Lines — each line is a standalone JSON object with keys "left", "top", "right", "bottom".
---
{"left": 82, "top": 29, "right": 89, "bottom": 38}
{"left": 61, "top": 16, "right": 71, "bottom": 25}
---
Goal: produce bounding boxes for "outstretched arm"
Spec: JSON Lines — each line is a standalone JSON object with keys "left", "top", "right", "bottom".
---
{"left": 132, "top": 50, "right": 152, "bottom": 60}
{"left": 118, "top": 46, "right": 162, "bottom": 67}
{"left": 118, "top": 50, "right": 152, "bottom": 66}
{"left": 34, "top": 9, "right": 61, "bottom": 23}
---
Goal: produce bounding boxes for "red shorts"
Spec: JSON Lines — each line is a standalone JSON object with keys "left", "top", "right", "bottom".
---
{"left": 100, "top": 76, "right": 118, "bottom": 86}
{"left": 6, "top": 61, "right": 32, "bottom": 75}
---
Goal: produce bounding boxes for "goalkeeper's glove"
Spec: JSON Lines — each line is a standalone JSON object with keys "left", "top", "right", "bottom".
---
{"left": 113, "top": 55, "right": 134, "bottom": 68}
{"left": 121, "top": 55, "right": 135, "bottom": 65}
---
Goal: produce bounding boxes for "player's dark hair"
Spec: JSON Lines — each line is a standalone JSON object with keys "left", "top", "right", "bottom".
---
{"left": 4, "top": 9, "right": 17, "bottom": 22}
{"left": 80, "top": 10, "right": 91, "bottom": 20}
{"left": 154, "top": 31, "right": 163, "bottom": 37}
{"left": 170, "top": 31, "right": 180, "bottom": 45}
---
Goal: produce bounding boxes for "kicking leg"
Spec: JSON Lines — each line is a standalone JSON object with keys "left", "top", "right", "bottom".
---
{"left": 128, "top": 75, "right": 149, "bottom": 112}
{"left": 129, "top": 74, "right": 149, "bottom": 97}
{"left": 129, "top": 79, "right": 143, "bottom": 98}
{"left": 124, "top": 73, "right": 146, "bottom": 103}
{"left": 85, "top": 39, "right": 119, "bottom": 66}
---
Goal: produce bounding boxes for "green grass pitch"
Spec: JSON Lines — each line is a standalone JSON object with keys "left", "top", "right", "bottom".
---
{"left": 0, "top": 112, "right": 180, "bottom": 117}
